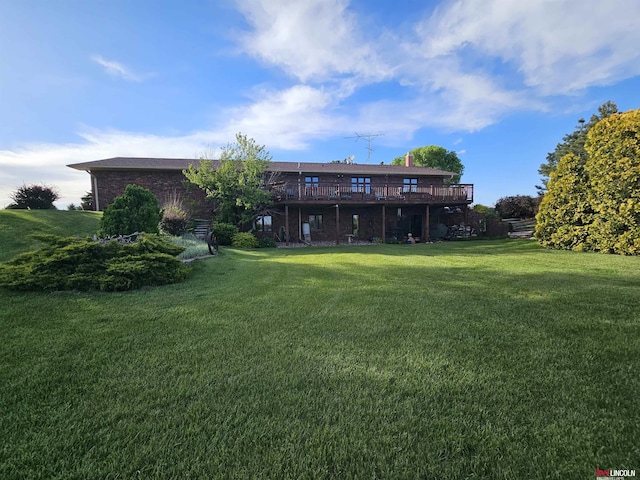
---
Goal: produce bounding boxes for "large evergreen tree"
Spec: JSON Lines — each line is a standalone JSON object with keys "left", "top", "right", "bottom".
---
{"left": 584, "top": 108, "right": 640, "bottom": 254}
{"left": 537, "top": 101, "right": 618, "bottom": 194}
{"left": 535, "top": 107, "right": 640, "bottom": 255}
{"left": 535, "top": 153, "right": 593, "bottom": 250}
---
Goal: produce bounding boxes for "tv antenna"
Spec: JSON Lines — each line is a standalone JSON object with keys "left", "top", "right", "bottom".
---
{"left": 345, "top": 132, "right": 385, "bottom": 163}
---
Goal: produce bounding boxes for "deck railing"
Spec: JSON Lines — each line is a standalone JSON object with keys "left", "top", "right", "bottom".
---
{"left": 272, "top": 184, "right": 473, "bottom": 203}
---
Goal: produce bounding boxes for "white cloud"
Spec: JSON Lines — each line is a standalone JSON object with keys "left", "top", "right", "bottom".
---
{"left": 90, "top": 55, "right": 153, "bottom": 82}
{"left": 417, "top": 0, "right": 640, "bottom": 94}
{"left": 4, "top": 0, "right": 640, "bottom": 208}
{"left": 0, "top": 129, "right": 217, "bottom": 208}
{"left": 235, "top": 0, "right": 390, "bottom": 84}
{"left": 234, "top": 0, "right": 640, "bottom": 133}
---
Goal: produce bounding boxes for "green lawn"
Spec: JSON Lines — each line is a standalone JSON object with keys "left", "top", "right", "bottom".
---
{"left": 1, "top": 212, "right": 639, "bottom": 479}
{"left": 0, "top": 210, "right": 101, "bottom": 262}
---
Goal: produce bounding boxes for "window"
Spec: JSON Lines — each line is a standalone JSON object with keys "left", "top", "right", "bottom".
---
{"left": 351, "top": 177, "right": 371, "bottom": 193}
{"left": 403, "top": 178, "right": 418, "bottom": 193}
{"left": 308, "top": 214, "right": 323, "bottom": 231}
{"left": 305, "top": 176, "right": 319, "bottom": 187}
{"left": 352, "top": 214, "right": 360, "bottom": 235}
{"left": 255, "top": 215, "right": 272, "bottom": 232}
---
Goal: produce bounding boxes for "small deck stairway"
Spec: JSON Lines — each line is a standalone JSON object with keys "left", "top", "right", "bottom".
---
{"left": 192, "top": 219, "right": 211, "bottom": 239}
{"left": 503, "top": 218, "right": 536, "bottom": 239}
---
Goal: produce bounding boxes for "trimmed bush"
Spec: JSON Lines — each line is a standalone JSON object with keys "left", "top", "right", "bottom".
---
{"left": 99, "top": 185, "right": 161, "bottom": 236}
{"left": 212, "top": 223, "right": 239, "bottom": 246}
{"left": 0, "top": 234, "right": 188, "bottom": 291}
{"left": 160, "top": 215, "right": 188, "bottom": 236}
{"left": 257, "top": 236, "right": 277, "bottom": 248}
{"left": 231, "top": 232, "right": 258, "bottom": 248}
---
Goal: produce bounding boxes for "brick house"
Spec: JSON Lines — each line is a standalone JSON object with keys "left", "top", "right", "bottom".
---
{"left": 68, "top": 155, "right": 474, "bottom": 244}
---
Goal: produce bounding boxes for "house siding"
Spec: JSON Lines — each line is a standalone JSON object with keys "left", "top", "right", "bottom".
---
{"left": 92, "top": 170, "right": 213, "bottom": 217}
{"left": 72, "top": 157, "right": 477, "bottom": 242}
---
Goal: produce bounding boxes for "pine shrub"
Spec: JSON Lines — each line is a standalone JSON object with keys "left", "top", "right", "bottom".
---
{"left": 0, "top": 234, "right": 187, "bottom": 291}
{"left": 99, "top": 185, "right": 161, "bottom": 236}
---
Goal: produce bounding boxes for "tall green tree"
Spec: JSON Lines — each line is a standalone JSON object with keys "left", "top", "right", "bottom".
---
{"left": 184, "top": 133, "right": 272, "bottom": 226}
{"left": 537, "top": 101, "right": 618, "bottom": 194}
{"left": 391, "top": 145, "right": 464, "bottom": 183}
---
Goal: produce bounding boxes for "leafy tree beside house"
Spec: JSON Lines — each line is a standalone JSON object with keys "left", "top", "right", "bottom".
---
{"left": 184, "top": 133, "right": 273, "bottom": 227}
{"left": 391, "top": 145, "right": 464, "bottom": 183}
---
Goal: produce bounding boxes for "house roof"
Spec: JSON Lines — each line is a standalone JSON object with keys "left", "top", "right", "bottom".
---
{"left": 67, "top": 157, "right": 457, "bottom": 177}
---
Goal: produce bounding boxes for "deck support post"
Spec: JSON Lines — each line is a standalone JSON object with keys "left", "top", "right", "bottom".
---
{"left": 335, "top": 204, "right": 340, "bottom": 245}
{"left": 382, "top": 205, "right": 386, "bottom": 243}
{"left": 298, "top": 207, "right": 302, "bottom": 242}
{"left": 425, "top": 205, "right": 430, "bottom": 243}
{"left": 285, "top": 205, "right": 289, "bottom": 246}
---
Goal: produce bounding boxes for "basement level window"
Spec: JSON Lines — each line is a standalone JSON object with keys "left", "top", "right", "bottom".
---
{"left": 255, "top": 215, "right": 272, "bottom": 232}
{"left": 309, "top": 214, "right": 323, "bottom": 230}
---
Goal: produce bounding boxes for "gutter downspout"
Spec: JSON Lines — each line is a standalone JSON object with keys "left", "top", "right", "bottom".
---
{"left": 91, "top": 172, "right": 100, "bottom": 211}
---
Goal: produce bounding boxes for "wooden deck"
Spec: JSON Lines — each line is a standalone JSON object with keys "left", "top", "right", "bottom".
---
{"left": 272, "top": 184, "right": 473, "bottom": 205}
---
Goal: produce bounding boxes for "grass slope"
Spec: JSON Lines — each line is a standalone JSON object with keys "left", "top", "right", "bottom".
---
{"left": 1, "top": 213, "right": 639, "bottom": 478}
{"left": 0, "top": 210, "right": 101, "bottom": 262}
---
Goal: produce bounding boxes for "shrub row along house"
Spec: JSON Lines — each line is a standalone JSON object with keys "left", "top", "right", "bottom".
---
{"left": 68, "top": 155, "right": 474, "bottom": 244}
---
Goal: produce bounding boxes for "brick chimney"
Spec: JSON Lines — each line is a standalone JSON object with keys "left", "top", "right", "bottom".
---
{"left": 405, "top": 152, "right": 414, "bottom": 167}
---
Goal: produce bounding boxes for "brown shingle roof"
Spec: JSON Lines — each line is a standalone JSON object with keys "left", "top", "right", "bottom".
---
{"left": 67, "top": 157, "right": 456, "bottom": 177}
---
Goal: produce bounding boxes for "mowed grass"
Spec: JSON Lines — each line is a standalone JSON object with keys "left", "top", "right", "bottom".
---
{"left": 1, "top": 213, "right": 639, "bottom": 479}
{"left": 0, "top": 210, "right": 102, "bottom": 262}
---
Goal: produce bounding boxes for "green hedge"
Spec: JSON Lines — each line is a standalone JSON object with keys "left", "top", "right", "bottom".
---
{"left": 257, "top": 236, "right": 277, "bottom": 248}
{"left": 231, "top": 232, "right": 258, "bottom": 248}
{"left": 0, "top": 234, "right": 188, "bottom": 291}
{"left": 212, "top": 223, "right": 239, "bottom": 246}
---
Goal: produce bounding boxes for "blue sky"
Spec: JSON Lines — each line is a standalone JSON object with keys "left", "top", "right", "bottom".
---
{"left": 2, "top": 0, "right": 640, "bottom": 208}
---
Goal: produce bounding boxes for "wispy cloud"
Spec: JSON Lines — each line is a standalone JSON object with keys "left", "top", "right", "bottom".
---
{"left": 90, "top": 55, "right": 153, "bottom": 82}
{"left": 235, "top": 0, "right": 391, "bottom": 85}
{"left": 3, "top": 0, "right": 640, "bottom": 208}
{"left": 416, "top": 0, "right": 640, "bottom": 95}
{"left": 234, "top": 0, "right": 640, "bottom": 132}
